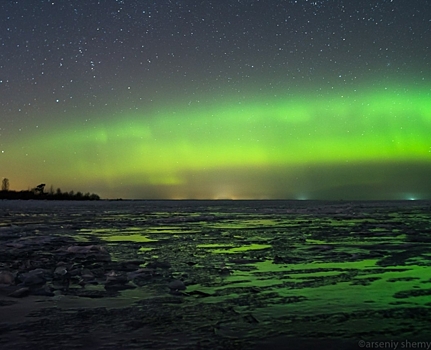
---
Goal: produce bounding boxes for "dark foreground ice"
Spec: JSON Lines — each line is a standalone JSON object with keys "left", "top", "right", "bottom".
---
{"left": 1, "top": 199, "right": 431, "bottom": 349}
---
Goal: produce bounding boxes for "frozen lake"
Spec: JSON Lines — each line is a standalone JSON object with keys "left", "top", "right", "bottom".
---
{"left": 1, "top": 199, "right": 431, "bottom": 349}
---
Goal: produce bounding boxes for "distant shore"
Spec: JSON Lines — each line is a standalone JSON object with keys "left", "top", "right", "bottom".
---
{"left": 0, "top": 190, "right": 100, "bottom": 201}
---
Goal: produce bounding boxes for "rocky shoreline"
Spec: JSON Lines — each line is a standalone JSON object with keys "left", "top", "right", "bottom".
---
{"left": 1, "top": 200, "right": 431, "bottom": 349}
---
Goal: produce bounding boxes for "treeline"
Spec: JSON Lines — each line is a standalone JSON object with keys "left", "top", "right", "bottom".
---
{"left": 0, "top": 189, "right": 100, "bottom": 201}
{"left": 0, "top": 179, "right": 100, "bottom": 201}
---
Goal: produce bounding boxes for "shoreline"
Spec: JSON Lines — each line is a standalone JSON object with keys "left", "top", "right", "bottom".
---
{"left": 1, "top": 200, "right": 431, "bottom": 349}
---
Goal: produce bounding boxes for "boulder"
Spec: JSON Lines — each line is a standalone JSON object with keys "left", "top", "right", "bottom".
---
{"left": 168, "top": 280, "right": 186, "bottom": 291}
{"left": 0, "top": 271, "right": 15, "bottom": 285}
{"left": 66, "top": 245, "right": 108, "bottom": 254}
{"left": 17, "top": 269, "right": 47, "bottom": 286}
{"left": 32, "top": 285, "right": 55, "bottom": 297}
{"left": 146, "top": 261, "right": 171, "bottom": 269}
{"left": 62, "top": 245, "right": 111, "bottom": 262}
{"left": 54, "top": 266, "right": 68, "bottom": 277}
{"left": 9, "top": 287, "right": 30, "bottom": 298}
{"left": 105, "top": 271, "right": 128, "bottom": 286}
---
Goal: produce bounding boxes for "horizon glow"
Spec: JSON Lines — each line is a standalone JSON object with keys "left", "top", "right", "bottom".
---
{"left": 3, "top": 82, "right": 431, "bottom": 200}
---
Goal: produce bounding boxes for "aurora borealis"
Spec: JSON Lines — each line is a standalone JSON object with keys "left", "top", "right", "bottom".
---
{"left": 1, "top": 1, "right": 431, "bottom": 199}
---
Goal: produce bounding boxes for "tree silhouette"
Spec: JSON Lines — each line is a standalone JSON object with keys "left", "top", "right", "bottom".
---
{"left": 0, "top": 179, "right": 100, "bottom": 200}
{"left": 34, "top": 183, "right": 46, "bottom": 194}
{"left": 1, "top": 178, "right": 9, "bottom": 191}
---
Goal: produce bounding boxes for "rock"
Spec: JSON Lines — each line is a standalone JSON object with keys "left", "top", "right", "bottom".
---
{"left": 105, "top": 271, "right": 128, "bottom": 286}
{"left": 80, "top": 278, "right": 98, "bottom": 286}
{"left": 66, "top": 245, "right": 107, "bottom": 254}
{"left": 104, "top": 283, "right": 135, "bottom": 292}
{"left": 105, "top": 271, "right": 136, "bottom": 292}
{"left": 54, "top": 266, "right": 68, "bottom": 277}
{"left": 63, "top": 245, "right": 111, "bottom": 262}
{"left": 119, "top": 261, "right": 146, "bottom": 271}
{"left": 146, "top": 261, "right": 171, "bottom": 269}
{"left": 5, "top": 242, "right": 25, "bottom": 248}
{"left": 79, "top": 272, "right": 98, "bottom": 285}
{"left": 105, "top": 270, "right": 118, "bottom": 278}
{"left": 88, "top": 266, "right": 105, "bottom": 277}
{"left": 168, "top": 280, "right": 186, "bottom": 291}
{"left": 243, "top": 313, "right": 260, "bottom": 324}
{"left": 32, "top": 285, "right": 55, "bottom": 297}
{"left": 17, "top": 269, "right": 47, "bottom": 287}
{"left": 273, "top": 255, "right": 285, "bottom": 264}
{"left": 29, "top": 268, "right": 52, "bottom": 279}
{"left": 9, "top": 287, "right": 30, "bottom": 298}
{"left": 127, "top": 268, "right": 157, "bottom": 287}
{"left": 50, "top": 280, "right": 69, "bottom": 291}
{"left": 69, "top": 268, "right": 82, "bottom": 277}
{"left": 81, "top": 269, "right": 95, "bottom": 280}
{"left": 186, "top": 290, "right": 212, "bottom": 297}
{"left": 127, "top": 268, "right": 154, "bottom": 280}
{"left": 219, "top": 267, "right": 231, "bottom": 276}
{"left": 129, "top": 273, "right": 153, "bottom": 287}
{"left": 0, "top": 271, "right": 15, "bottom": 285}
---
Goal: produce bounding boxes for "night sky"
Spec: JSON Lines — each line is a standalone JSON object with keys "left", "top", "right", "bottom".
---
{"left": 1, "top": 0, "right": 430, "bottom": 200}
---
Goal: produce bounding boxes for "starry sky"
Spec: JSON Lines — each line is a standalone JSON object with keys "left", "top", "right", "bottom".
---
{"left": 1, "top": 0, "right": 431, "bottom": 200}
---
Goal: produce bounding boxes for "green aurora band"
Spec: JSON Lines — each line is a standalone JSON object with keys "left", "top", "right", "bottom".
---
{"left": 4, "top": 83, "right": 431, "bottom": 199}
